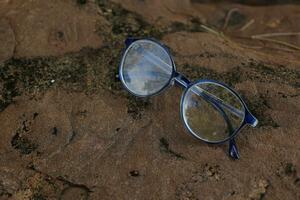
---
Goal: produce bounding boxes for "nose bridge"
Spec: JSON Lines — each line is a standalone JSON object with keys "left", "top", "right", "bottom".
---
{"left": 174, "top": 72, "right": 190, "bottom": 88}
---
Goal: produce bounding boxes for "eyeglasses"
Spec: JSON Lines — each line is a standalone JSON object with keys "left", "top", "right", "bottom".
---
{"left": 118, "top": 38, "right": 258, "bottom": 159}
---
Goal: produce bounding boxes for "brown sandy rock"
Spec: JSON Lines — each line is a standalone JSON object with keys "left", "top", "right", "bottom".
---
{"left": 0, "top": 1, "right": 300, "bottom": 200}
{"left": 0, "top": 0, "right": 106, "bottom": 60}
{"left": 0, "top": 19, "right": 15, "bottom": 62}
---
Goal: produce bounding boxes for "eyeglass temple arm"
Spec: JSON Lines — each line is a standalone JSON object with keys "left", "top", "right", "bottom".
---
{"left": 174, "top": 73, "right": 239, "bottom": 159}
{"left": 205, "top": 95, "right": 239, "bottom": 159}
{"left": 196, "top": 89, "right": 240, "bottom": 159}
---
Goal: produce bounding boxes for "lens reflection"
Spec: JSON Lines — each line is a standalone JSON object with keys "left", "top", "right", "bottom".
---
{"left": 121, "top": 40, "right": 173, "bottom": 96}
{"left": 182, "top": 82, "right": 245, "bottom": 142}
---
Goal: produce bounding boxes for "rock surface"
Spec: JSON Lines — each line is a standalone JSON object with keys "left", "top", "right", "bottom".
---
{"left": 0, "top": 0, "right": 300, "bottom": 200}
{"left": 0, "top": 19, "right": 15, "bottom": 62}
{"left": 0, "top": 0, "right": 105, "bottom": 60}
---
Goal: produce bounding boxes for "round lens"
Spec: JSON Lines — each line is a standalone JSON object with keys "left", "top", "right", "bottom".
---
{"left": 182, "top": 82, "right": 245, "bottom": 143}
{"left": 121, "top": 40, "right": 173, "bottom": 96}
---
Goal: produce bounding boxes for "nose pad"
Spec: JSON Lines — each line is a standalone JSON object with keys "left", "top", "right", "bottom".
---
{"left": 229, "top": 139, "right": 239, "bottom": 160}
{"left": 191, "top": 100, "right": 199, "bottom": 108}
{"left": 170, "top": 78, "right": 175, "bottom": 86}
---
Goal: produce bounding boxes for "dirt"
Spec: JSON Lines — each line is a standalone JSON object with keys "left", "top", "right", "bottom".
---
{"left": 0, "top": 0, "right": 299, "bottom": 200}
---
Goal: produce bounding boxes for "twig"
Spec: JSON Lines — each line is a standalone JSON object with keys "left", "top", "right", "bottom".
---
{"left": 251, "top": 36, "right": 300, "bottom": 50}
{"left": 252, "top": 32, "right": 300, "bottom": 38}
{"left": 223, "top": 8, "right": 239, "bottom": 30}
{"left": 200, "top": 25, "right": 222, "bottom": 36}
{"left": 230, "top": 35, "right": 298, "bottom": 52}
{"left": 238, "top": 44, "right": 263, "bottom": 50}
{"left": 240, "top": 19, "right": 255, "bottom": 31}
{"left": 201, "top": 24, "right": 300, "bottom": 51}
{"left": 200, "top": 25, "right": 237, "bottom": 45}
{"left": 241, "top": 44, "right": 296, "bottom": 52}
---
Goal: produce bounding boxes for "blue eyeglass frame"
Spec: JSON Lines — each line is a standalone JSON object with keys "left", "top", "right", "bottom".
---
{"left": 118, "top": 37, "right": 258, "bottom": 160}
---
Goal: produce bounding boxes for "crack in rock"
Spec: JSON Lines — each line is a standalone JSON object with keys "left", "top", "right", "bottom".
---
{"left": 26, "top": 164, "right": 92, "bottom": 200}
{"left": 159, "top": 137, "right": 186, "bottom": 159}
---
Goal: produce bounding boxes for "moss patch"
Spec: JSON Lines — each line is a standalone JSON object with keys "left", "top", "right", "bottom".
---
{"left": 11, "top": 132, "right": 38, "bottom": 155}
{"left": 169, "top": 17, "right": 205, "bottom": 33}
{"left": 76, "top": 0, "right": 87, "bottom": 5}
{"left": 127, "top": 96, "right": 150, "bottom": 119}
{"left": 11, "top": 118, "right": 38, "bottom": 155}
{"left": 97, "top": 0, "right": 164, "bottom": 38}
{"left": 0, "top": 46, "right": 127, "bottom": 111}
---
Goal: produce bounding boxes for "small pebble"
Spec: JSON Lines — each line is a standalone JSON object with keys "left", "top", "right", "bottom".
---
{"left": 52, "top": 127, "right": 58, "bottom": 136}
{"left": 129, "top": 170, "right": 140, "bottom": 177}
